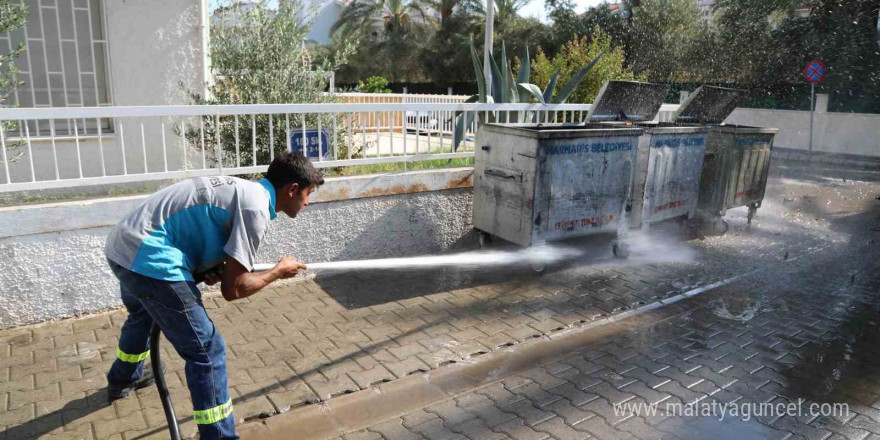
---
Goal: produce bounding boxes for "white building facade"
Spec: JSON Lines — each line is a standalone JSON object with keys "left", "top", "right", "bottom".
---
{"left": 0, "top": 0, "right": 211, "bottom": 184}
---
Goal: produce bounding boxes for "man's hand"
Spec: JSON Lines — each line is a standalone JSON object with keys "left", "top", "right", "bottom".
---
{"left": 275, "top": 256, "right": 307, "bottom": 279}
{"left": 220, "top": 255, "right": 305, "bottom": 301}
{"left": 202, "top": 264, "right": 225, "bottom": 286}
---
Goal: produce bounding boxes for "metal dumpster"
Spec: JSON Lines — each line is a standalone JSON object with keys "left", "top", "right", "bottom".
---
{"left": 586, "top": 81, "right": 710, "bottom": 231}
{"left": 673, "top": 86, "right": 779, "bottom": 233}
{"left": 473, "top": 123, "right": 643, "bottom": 255}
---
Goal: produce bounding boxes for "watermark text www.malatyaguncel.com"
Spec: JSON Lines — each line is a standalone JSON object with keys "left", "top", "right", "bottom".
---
{"left": 613, "top": 399, "right": 849, "bottom": 422}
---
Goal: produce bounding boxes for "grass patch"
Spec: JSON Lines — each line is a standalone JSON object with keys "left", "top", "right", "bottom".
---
{"left": 322, "top": 157, "right": 474, "bottom": 177}
{"left": 0, "top": 157, "right": 475, "bottom": 207}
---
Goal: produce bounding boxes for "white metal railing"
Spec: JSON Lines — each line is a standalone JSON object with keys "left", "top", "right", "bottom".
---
{"left": 0, "top": 102, "right": 682, "bottom": 193}
{"left": 0, "top": 102, "right": 600, "bottom": 193}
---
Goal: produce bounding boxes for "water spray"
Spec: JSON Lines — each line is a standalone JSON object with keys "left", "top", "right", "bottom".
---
{"left": 252, "top": 246, "right": 584, "bottom": 272}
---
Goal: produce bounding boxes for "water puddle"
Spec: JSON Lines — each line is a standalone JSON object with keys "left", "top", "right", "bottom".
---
{"left": 659, "top": 415, "right": 784, "bottom": 440}
{"left": 783, "top": 301, "right": 880, "bottom": 404}
{"left": 712, "top": 296, "right": 762, "bottom": 322}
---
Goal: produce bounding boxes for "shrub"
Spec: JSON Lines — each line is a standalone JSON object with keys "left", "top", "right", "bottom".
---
{"left": 356, "top": 76, "right": 392, "bottom": 94}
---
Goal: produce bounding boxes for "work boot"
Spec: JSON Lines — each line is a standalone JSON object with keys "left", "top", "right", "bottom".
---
{"left": 108, "top": 363, "right": 166, "bottom": 401}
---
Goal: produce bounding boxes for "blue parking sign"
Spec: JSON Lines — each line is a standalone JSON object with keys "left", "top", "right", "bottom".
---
{"left": 289, "top": 129, "right": 330, "bottom": 159}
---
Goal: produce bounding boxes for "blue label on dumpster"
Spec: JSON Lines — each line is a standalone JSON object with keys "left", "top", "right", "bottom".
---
{"left": 653, "top": 136, "right": 705, "bottom": 149}
{"left": 545, "top": 141, "right": 633, "bottom": 156}
{"left": 289, "top": 129, "right": 330, "bottom": 159}
{"left": 735, "top": 137, "right": 772, "bottom": 147}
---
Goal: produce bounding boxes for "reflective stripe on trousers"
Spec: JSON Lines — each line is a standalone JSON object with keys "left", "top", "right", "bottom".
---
{"left": 194, "top": 399, "right": 234, "bottom": 425}
{"left": 116, "top": 345, "right": 150, "bottom": 363}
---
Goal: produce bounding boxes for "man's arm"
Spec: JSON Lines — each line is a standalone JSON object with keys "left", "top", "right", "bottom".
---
{"left": 220, "top": 255, "right": 305, "bottom": 301}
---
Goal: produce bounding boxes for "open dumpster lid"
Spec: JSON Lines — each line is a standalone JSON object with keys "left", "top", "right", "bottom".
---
{"left": 673, "top": 85, "right": 747, "bottom": 124}
{"left": 586, "top": 81, "right": 670, "bottom": 122}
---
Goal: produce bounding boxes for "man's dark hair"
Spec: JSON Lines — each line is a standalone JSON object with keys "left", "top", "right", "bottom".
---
{"left": 265, "top": 152, "right": 324, "bottom": 191}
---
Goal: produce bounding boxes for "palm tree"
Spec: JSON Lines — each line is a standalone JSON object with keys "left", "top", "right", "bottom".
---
{"left": 423, "top": 0, "right": 484, "bottom": 23}
{"left": 493, "top": 0, "right": 528, "bottom": 31}
{"left": 332, "top": 0, "right": 428, "bottom": 37}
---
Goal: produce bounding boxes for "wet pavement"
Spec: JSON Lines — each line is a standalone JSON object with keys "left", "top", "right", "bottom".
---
{"left": 293, "top": 222, "right": 880, "bottom": 440}
{"left": 1, "top": 159, "right": 879, "bottom": 440}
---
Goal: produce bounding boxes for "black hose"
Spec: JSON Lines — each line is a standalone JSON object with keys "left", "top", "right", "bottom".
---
{"left": 150, "top": 323, "right": 183, "bottom": 440}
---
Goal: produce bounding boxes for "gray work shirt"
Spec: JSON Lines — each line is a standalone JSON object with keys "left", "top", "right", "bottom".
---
{"left": 105, "top": 176, "right": 277, "bottom": 282}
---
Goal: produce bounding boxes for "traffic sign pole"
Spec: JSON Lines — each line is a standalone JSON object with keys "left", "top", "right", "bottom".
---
{"left": 803, "top": 60, "right": 825, "bottom": 158}
{"left": 809, "top": 83, "right": 815, "bottom": 156}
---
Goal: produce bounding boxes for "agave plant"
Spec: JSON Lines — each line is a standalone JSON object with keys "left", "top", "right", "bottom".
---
{"left": 452, "top": 39, "right": 602, "bottom": 150}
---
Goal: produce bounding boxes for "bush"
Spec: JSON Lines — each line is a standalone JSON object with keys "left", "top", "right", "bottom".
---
{"left": 356, "top": 76, "right": 392, "bottom": 94}
{"left": 183, "top": 0, "right": 360, "bottom": 168}
{"left": 530, "top": 30, "right": 646, "bottom": 104}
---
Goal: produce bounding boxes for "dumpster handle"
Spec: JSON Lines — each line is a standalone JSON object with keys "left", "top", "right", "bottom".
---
{"left": 484, "top": 167, "right": 520, "bottom": 181}
{"left": 481, "top": 145, "right": 490, "bottom": 152}
{"left": 150, "top": 323, "right": 183, "bottom": 440}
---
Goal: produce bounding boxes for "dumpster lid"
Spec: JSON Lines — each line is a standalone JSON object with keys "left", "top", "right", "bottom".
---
{"left": 673, "top": 86, "right": 746, "bottom": 124}
{"left": 586, "top": 81, "right": 670, "bottom": 122}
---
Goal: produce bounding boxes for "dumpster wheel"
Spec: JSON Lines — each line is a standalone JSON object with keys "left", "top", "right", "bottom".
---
{"left": 711, "top": 216, "right": 730, "bottom": 235}
{"left": 747, "top": 204, "right": 758, "bottom": 225}
{"left": 478, "top": 231, "right": 493, "bottom": 249}
{"left": 612, "top": 243, "right": 630, "bottom": 259}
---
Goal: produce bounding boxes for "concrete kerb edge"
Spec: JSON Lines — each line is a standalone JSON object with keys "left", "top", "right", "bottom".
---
{"left": 0, "top": 167, "right": 475, "bottom": 239}
{"left": 771, "top": 148, "right": 880, "bottom": 170}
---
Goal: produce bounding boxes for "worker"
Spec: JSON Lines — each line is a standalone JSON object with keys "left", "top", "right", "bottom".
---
{"left": 103, "top": 152, "right": 322, "bottom": 439}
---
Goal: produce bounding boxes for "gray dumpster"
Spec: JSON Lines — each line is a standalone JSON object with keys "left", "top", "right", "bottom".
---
{"left": 473, "top": 123, "right": 643, "bottom": 255}
{"left": 586, "top": 81, "right": 710, "bottom": 231}
{"left": 673, "top": 86, "right": 778, "bottom": 233}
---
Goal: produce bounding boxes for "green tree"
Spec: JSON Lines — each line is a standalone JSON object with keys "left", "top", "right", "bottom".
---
{"left": 419, "top": 1, "right": 485, "bottom": 86}
{"left": 496, "top": 16, "right": 551, "bottom": 61}
{"left": 707, "top": 0, "right": 880, "bottom": 111}
{"left": 544, "top": 0, "right": 626, "bottom": 58}
{"left": 425, "top": 0, "right": 483, "bottom": 22}
{"left": 332, "top": 0, "right": 429, "bottom": 81}
{"left": 530, "top": 29, "right": 646, "bottom": 104}
{"left": 713, "top": 0, "right": 880, "bottom": 87}
{"left": 188, "top": 0, "right": 357, "bottom": 166}
{"left": 494, "top": 0, "right": 529, "bottom": 33}
{"left": 0, "top": 0, "right": 27, "bottom": 105}
{"left": 333, "top": 0, "right": 427, "bottom": 36}
{"left": 707, "top": 0, "right": 791, "bottom": 84}
{"left": 627, "top": 0, "right": 709, "bottom": 82}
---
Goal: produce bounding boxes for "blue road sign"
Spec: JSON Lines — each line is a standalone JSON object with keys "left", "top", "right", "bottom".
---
{"left": 804, "top": 60, "right": 826, "bottom": 84}
{"left": 289, "top": 129, "right": 330, "bottom": 159}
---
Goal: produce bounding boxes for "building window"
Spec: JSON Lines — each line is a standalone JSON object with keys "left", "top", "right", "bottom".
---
{"left": 1, "top": 0, "right": 113, "bottom": 136}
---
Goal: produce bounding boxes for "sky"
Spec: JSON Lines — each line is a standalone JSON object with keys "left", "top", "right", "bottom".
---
{"left": 210, "top": 0, "right": 610, "bottom": 24}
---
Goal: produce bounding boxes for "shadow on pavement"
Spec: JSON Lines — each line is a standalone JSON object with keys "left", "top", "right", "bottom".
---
{"left": 1, "top": 389, "right": 111, "bottom": 440}
{"left": 314, "top": 234, "right": 620, "bottom": 309}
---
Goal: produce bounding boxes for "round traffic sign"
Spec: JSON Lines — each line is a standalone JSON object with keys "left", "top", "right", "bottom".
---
{"left": 804, "top": 60, "right": 826, "bottom": 84}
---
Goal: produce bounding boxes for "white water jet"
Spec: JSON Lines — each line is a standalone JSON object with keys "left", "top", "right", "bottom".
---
{"left": 254, "top": 246, "right": 583, "bottom": 272}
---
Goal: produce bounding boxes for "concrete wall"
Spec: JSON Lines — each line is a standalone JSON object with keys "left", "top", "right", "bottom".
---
{"left": 0, "top": 169, "right": 475, "bottom": 328}
{"left": 104, "top": 0, "right": 208, "bottom": 106}
{"left": 726, "top": 94, "right": 880, "bottom": 157}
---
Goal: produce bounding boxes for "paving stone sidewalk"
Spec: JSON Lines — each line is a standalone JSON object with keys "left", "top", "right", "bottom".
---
{"left": 342, "top": 227, "right": 880, "bottom": 440}
{"left": 1, "top": 162, "right": 878, "bottom": 439}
